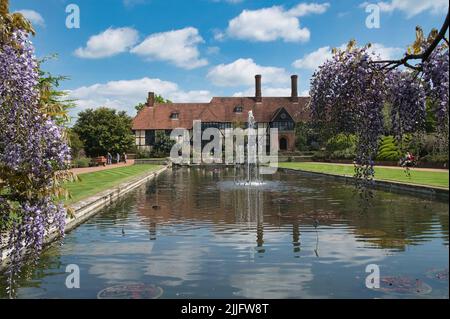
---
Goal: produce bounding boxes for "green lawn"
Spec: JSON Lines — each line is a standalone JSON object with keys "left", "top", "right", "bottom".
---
{"left": 279, "top": 162, "right": 449, "bottom": 189}
{"left": 65, "top": 164, "right": 162, "bottom": 204}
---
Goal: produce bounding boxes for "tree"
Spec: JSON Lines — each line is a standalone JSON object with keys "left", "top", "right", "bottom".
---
{"left": 135, "top": 94, "right": 172, "bottom": 113}
{"left": 310, "top": 14, "right": 449, "bottom": 196}
{"left": 152, "top": 131, "right": 175, "bottom": 157}
{"left": 295, "top": 122, "right": 321, "bottom": 151}
{"left": 67, "top": 129, "right": 84, "bottom": 159}
{"left": 1, "top": 0, "right": 73, "bottom": 295}
{"left": 135, "top": 102, "right": 146, "bottom": 113}
{"left": 37, "top": 55, "right": 76, "bottom": 126}
{"left": 73, "top": 107, "right": 135, "bottom": 157}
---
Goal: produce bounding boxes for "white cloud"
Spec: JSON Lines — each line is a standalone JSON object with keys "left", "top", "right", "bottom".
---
{"left": 293, "top": 43, "right": 404, "bottom": 70}
{"left": 287, "top": 2, "right": 330, "bottom": 16}
{"left": 212, "top": 0, "right": 244, "bottom": 3}
{"left": 67, "top": 77, "right": 212, "bottom": 117}
{"left": 226, "top": 6, "right": 309, "bottom": 42}
{"left": 131, "top": 27, "right": 208, "bottom": 69}
{"left": 206, "top": 46, "right": 220, "bottom": 55}
{"left": 361, "top": 0, "right": 448, "bottom": 18}
{"left": 233, "top": 85, "right": 310, "bottom": 98}
{"left": 292, "top": 46, "right": 333, "bottom": 70}
{"left": 300, "top": 89, "right": 310, "bottom": 97}
{"left": 167, "top": 90, "right": 212, "bottom": 102}
{"left": 75, "top": 27, "right": 139, "bottom": 59}
{"left": 233, "top": 87, "right": 291, "bottom": 97}
{"left": 223, "top": 3, "right": 330, "bottom": 42}
{"left": 123, "top": 0, "right": 148, "bottom": 7}
{"left": 368, "top": 43, "right": 404, "bottom": 60}
{"left": 213, "top": 29, "right": 226, "bottom": 41}
{"left": 15, "top": 10, "right": 45, "bottom": 27}
{"left": 207, "top": 58, "right": 289, "bottom": 87}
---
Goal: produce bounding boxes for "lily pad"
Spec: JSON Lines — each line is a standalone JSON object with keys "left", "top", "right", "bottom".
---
{"left": 376, "top": 276, "right": 432, "bottom": 295}
{"left": 97, "top": 283, "right": 163, "bottom": 299}
{"left": 426, "top": 268, "right": 449, "bottom": 282}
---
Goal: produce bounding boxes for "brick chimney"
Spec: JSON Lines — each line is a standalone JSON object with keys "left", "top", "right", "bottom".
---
{"left": 291, "top": 75, "right": 298, "bottom": 102}
{"left": 147, "top": 92, "right": 155, "bottom": 107}
{"left": 255, "top": 74, "right": 262, "bottom": 102}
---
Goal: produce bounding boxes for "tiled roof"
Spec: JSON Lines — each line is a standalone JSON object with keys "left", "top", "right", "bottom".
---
{"left": 132, "top": 96, "right": 310, "bottom": 130}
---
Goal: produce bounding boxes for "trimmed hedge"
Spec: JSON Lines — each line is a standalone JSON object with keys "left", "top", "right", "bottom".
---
{"left": 73, "top": 157, "right": 91, "bottom": 168}
{"left": 377, "top": 136, "right": 401, "bottom": 161}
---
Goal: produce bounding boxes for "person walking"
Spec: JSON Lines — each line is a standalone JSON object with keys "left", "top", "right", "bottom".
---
{"left": 107, "top": 152, "right": 112, "bottom": 165}
{"left": 400, "top": 151, "right": 415, "bottom": 168}
{"left": 116, "top": 153, "right": 120, "bottom": 164}
{"left": 123, "top": 152, "right": 127, "bottom": 164}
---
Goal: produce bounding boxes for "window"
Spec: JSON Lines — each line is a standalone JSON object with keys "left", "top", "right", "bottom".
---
{"left": 271, "top": 121, "right": 294, "bottom": 131}
{"left": 145, "top": 130, "right": 155, "bottom": 145}
{"left": 170, "top": 112, "right": 179, "bottom": 119}
{"left": 201, "top": 122, "right": 232, "bottom": 130}
{"left": 135, "top": 130, "right": 146, "bottom": 147}
{"left": 234, "top": 106, "right": 243, "bottom": 113}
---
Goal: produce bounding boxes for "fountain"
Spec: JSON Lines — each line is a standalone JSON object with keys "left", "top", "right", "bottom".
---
{"left": 234, "top": 111, "right": 265, "bottom": 187}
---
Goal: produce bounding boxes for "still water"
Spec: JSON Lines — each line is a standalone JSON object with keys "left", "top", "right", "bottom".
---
{"left": 1, "top": 167, "right": 448, "bottom": 298}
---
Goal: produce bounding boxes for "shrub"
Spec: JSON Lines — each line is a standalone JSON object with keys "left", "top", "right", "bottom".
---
{"left": 324, "top": 134, "right": 357, "bottom": 159}
{"left": 136, "top": 149, "right": 151, "bottom": 159}
{"left": 326, "top": 134, "right": 356, "bottom": 152}
{"left": 295, "top": 122, "right": 322, "bottom": 151}
{"left": 421, "top": 154, "right": 449, "bottom": 166}
{"left": 376, "top": 136, "right": 401, "bottom": 161}
{"left": 68, "top": 129, "right": 84, "bottom": 159}
{"left": 312, "top": 151, "right": 327, "bottom": 161}
{"left": 330, "top": 149, "right": 356, "bottom": 160}
{"left": 74, "top": 157, "right": 91, "bottom": 168}
{"left": 418, "top": 133, "right": 443, "bottom": 157}
{"left": 153, "top": 132, "right": 175, "bottom": 156}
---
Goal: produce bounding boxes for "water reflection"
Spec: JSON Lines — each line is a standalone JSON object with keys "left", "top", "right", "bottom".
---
{"left": 0, "top": 167, "right": 448, "bottom": 299}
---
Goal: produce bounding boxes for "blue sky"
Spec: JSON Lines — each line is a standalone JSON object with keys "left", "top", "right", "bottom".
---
{"left": 10, "top": 0, "right": 449, "bottom": 120}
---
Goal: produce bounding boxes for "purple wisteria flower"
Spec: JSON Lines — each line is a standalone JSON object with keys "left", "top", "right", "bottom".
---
{"left": 309, "top": 41, "right": 449, "bottom": 196}
{"left": 1, "top": 30, "right": 70, "bottom": 293}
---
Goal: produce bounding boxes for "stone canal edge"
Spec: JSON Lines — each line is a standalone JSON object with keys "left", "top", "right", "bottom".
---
{"left": 1, "top": 165, "right": 169, "bottom": 268}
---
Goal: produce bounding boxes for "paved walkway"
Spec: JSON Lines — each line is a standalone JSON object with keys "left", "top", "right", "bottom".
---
{"left": 311, "top": 162, "right": 448, "bottom": 173}
{"left": 68, "top": 159, "right": 447, "bottom": 175}
{"left": 70, "top": 160, "right": 135, "bottom": 175}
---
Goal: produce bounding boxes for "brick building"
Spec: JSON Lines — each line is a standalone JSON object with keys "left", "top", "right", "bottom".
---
{"left": 132, "top": 74, "right": 310, "bottom": 152}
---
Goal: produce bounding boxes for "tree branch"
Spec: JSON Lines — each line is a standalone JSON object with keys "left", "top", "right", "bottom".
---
{"left": 371, "top": 10, "right": 449, "bottom": 71}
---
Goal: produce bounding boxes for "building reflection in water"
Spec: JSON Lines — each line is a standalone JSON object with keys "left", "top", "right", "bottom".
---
{"left": 136, "top": 167, "right": 448, "bottom": 255}
{"left": 149, "top": 222, "right": 157, "bottom": 241}
{"left": 231, "top": 185, "right": 265, "bottom": 255}
{"left": 293, "top": 221, "right": 300, "bottom": 256}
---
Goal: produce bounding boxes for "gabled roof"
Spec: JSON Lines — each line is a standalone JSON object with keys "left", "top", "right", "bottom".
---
{"left": 271, "top": 107, "right": 295, "bottom": 122}
{"left": 132, "top": 96, "right": 310, "bottom": 130}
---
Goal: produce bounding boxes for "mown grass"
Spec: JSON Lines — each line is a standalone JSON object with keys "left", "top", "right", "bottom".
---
{"left": 279, "top": 162, "right": 449, "bottom": 189}
{"left": 64, "top": 164, "right": 162, "bottom": 204}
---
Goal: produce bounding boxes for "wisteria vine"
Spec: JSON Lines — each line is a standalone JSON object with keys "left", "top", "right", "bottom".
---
{"left": 423, "top": 44, "right": 449, "bottom": 152}
{"left": 0, "top": 30, "right": 71, "bottom": 295}
{"left": 385, "top": 70, "right": 427, "bottom": 141}
{"left": 310, "top": 35, "right": 449, "bottom": 197}
{"left": 310, "top": 43, "right": 386, "bottom": 197}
